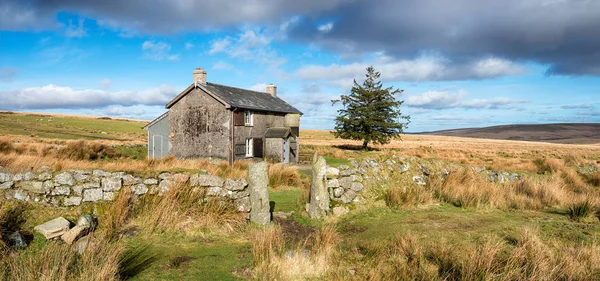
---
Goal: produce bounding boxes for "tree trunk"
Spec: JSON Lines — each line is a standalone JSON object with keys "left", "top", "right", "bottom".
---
{"left": 362, "top": 140, "right": 369, "bottom": 150}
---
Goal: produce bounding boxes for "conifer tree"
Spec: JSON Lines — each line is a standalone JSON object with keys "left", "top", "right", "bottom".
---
{"left": 332, "top": 66, "right": 410, "bottom": 150}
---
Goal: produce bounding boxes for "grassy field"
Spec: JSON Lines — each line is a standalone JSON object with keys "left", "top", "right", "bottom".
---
{"left": 1, "top": 112, "right": 600, "bottom": 280}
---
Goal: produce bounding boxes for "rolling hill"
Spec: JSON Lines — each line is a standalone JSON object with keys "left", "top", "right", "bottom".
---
{"left": 422, "top": 123, "right": 600, "bottom": 144}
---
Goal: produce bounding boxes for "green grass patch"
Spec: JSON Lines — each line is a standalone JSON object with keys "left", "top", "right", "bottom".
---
{"left": 324, "top": 156, "right": 350, "bottom": 167}
{"left": 269, "top": 188, "right": 303, "bottom": 212}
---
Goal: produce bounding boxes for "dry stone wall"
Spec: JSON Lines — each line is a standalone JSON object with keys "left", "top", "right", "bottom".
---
{"left": 0, "top": 166, "right": 252, "bottom": 213}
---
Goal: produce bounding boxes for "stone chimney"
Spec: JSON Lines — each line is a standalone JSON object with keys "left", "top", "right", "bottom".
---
{"left": 266, "top": 84, "right": 277, "bottom": 97}
{"left": 193, "top": 68, "right": 207, "bottom": 85}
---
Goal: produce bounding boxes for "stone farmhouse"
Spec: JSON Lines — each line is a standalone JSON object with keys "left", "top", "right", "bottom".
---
{"left": 144, "top": 68, "right": 303, "bottom": 164}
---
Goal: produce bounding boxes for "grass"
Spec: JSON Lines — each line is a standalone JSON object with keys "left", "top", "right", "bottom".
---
{"left": 270, "top": 188, "right": 304, "bottom": 212}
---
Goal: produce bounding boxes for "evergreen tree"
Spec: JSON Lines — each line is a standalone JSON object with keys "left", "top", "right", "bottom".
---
{"left": 332, "top": 66, "right": 410, "bottom": 150}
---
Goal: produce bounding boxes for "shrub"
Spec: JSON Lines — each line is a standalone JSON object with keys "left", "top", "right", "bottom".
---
{"left": 0, "top": 140, "right": 14, "bottom": 154}
{"left": 569, "top": 200, "right": 592, "bottom": 221}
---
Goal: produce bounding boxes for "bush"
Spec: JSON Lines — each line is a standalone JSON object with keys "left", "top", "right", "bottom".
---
{"left": 0, "top": 140, "right": 14, "bottom": 154}
{"left": 569, "top": 200, "right": 592, "bottom": 221}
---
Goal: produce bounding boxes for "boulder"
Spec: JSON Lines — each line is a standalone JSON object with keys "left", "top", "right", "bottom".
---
{"left": 64, "top": 196, "right": 83, "bottom": 206}
{"left": 83, "top": 189, "right": 103, "bottom": 202}
{"left": 102, "top": 177, "right": 122, "bottom": 191}
{"left": 131, "top": 184, "right": 148, "bottom": 195}
{"left": 0, "top": 181, "right": 13, "bottom": 189}
{"left": 224, "top": 178, "right": 247, "bottom": 191}
{"left": 333, "top": 187, "right": 344, "bottom": 198}
{"left": 34, "top": 217, "right": 71, "bottom": 239}
{"left": 191, "top": 174, "right": 224, "bottom": 187}
{"left": 325, "top": 167, "right": 340, "bottom": 179}
{"left": 248, "top": 162, "right": 270, "bottom": 225}
{"left": 20, "top": 181, "right": 46, "bottom": 194}
{"left": 350, "top": 182, "right": 364, "bottom": 192}
{"left": 61, "top": 215, "right": 94, "bottom": 245}
{"left": 55, "top": 172, "right": 75, "bottom": 186}
{"left": 158, "top": 179, "right": 173, "bottom": 194}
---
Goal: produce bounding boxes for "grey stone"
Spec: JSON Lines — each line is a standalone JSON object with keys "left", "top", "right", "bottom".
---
{"left": 235, "top": 197, "right": 251, "bottom": 212}
{"left": 20, "top": 181, "right": 46, "bottom": 194}
{"left": 350, "top": 175, "right": 363, "bottom": 182}
{"left": 143, "top": 178, "right": 158, "bottom": 185}
{"left": 224, "top": 178, "right": 247, "bottom": 191}
{"left": 413, "top": 175, "right": 427, "bottom": 186}
{"left": 284, "top": 249, "right": 311, "bottom": 259}
{"left": 77, "top": 215, "right": 95, "bottom": 229}
{"left": 338, "top": 164, "right": 351, "bottom": 170}
{"left": 207, "top": 186, "right": 223, "bottom": 197}
{"left": 73, "top": 185, "right": 84, "bottom": 196}
{"left": 122, "top": 174, "right": 142, "bottom": 186}
{"left": 340, "top": 169, "right": 357, "bottom": 177}
{"left": 34, "top": 217, "right": 71, "bottom": 239}
{"left": 191, "top": 174, "right": 224, "bottom": 187}
{"left": 339, "top": 176, "right": 353, "bottom": 190}
{"left": 73, "top": 173, "right": 90, "bottom": 182}
{"left": 8, "top": 231, "right": 27, "bottom": 249}
{"left": 158, "top": 179, "right": 173, "bottom": 194}
{"left": 111, "top": 172, "right": 126, "bottom": 178}
{"left": 37, "top": 166, "right": 52, "bottom": 173}
{"left": 102, "top": 177, "right": 122, "bottom": 191}
{"left": 308, "top": 154, "right": 330, "bottom": 219}
{"left": 92, "top": 169, "right": 109, "bottom": 177}
{"left": 326, "top": 179, "right": 340, "bottom": 188}
{"left": 73, "top": 235, "right": 98, "bottom": 255}
{"left": 248, "top": 162, "right": 270, "bottom": 225}
{"left": 158, "top": 173, "right": 171, "bottom": 180}
{"left": 0, "top": 181, "right": 13, "bottom": 189}
{"left": 577, "top": 164, "right": 599, "bottom": 175}
{"left": 13, "top": 190, "right": 29, "bottom": 201}
{"left": 55, "top": 172, "right": 75, "bottom": 186}
{"left": 61, "top": 225, "right": 88, "bottom": 245}
{"left": 333, "top": 187, "right": 344, "bottom": 198}
{"left": 64, "top": 196, "right": 83, "bottom": 206}
{"left": 231, "top": 189, "right": 250, "bottom": 200}
{"left": 83, "top": 189, "right": 103, "bottom": 202}
{"left": 332, "top": 206, "right": 349, "bottom": 217}
{"left": 398, "top": 163, "right": 410, "bottom": 173}
{"left": 340, "top": 190, "right": 357, "bottom": 203}
{"left": 12, "top": 173, "right": 24, "bottom": 181}
{"left": 350, "top": 182, "right": 364, "bottom": 192}
{"left": 0, "top": 172, "right": 11, "bottom": 183}
{"left": 131, "top": 184, "right": 148, "bottom": 195}
{"left": 84, "top": 180, "right": 101, "bottom": 189}
{"left": 325, "top": 167, "right": 340, "bottom": 179}
{"left": 23, "top": 172, "right": 37, "bottom": 181}
{"left": 103, "top": 192, "right": 116, "bottom": 201}
{"left": 171, "top": 173, "right": 189, "bottom": 183}
{"left": 51, "top": 185, "right": 71, "bottom": 196}
{"left": 38, "top": 172, "right": 53, "bottom": 181}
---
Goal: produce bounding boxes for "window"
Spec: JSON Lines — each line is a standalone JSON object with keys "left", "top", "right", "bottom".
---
{"left": 245, "top": 138, "right": 253, "bottom": 157}
{"left": 244, "top": 110, "right": 253, "bottom": 126}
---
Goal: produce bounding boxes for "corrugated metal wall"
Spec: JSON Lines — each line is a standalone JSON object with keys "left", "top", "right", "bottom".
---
{"left": 147, "top": 115, "right": 171, "bottom": 159}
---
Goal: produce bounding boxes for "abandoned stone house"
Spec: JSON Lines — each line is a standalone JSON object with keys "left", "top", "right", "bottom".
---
{"left": 144, "top": 68, "right": 302, "bottom": 164}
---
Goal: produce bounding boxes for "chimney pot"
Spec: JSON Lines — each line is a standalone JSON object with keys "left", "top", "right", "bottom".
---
{"left": 193, "top": 68, "right": 207, "bottom": 85}
{"left": 266, "top": 84, "right": 277, "bottom": 97}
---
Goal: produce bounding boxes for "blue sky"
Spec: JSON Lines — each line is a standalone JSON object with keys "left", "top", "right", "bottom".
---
{"left": 0, "top": 0, "right": 599, "bottom": 132}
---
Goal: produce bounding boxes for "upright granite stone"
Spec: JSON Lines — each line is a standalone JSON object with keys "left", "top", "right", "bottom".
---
{"left": 308, "top": 154, "right": 329, "bottom": 219}
{"left": 248, "top": 162, "right": 270, "bottom": 225}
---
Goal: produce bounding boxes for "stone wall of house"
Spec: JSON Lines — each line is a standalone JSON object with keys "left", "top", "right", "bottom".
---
{"left": 0, "top": 166, "right": 251, "bottom": 213}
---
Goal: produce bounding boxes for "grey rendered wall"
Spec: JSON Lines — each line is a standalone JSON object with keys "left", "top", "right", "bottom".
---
{"left": 265, "top": 138, "right": 283, "bottom": 162}
{"left": 147, "top": 115, "right": 170, "bottom": 159}
{"left": 233, "top": 111, "right": 285, "bottom": 161}
{"left": 169, "top": 88, "right": 231, "bottom": 160}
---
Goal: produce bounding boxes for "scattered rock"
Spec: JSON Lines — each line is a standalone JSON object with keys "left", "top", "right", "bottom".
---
{"left": 8, "top": 231, "right": 27, "bottom": 249}
{"left": 412, "top": 175, "right": 427, "bottom": 186}
{"left": 332, "top": 206, "right": 349, "bottom": 217}
{"left": 398, "top": 163, "right": 410, "bottom": 173}
{"left": 61, "top": 215, "right": 94, "bottom": 245}
{"left": 34, "top": 217, "right": 71, "bottom": 239}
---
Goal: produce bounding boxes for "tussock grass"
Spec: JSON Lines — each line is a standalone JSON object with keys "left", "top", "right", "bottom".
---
{"left": 568, "top": 200, "right": 592, "bottom": 221}
{"left": 268, "top": 163, "right": 309, "bottom": 190}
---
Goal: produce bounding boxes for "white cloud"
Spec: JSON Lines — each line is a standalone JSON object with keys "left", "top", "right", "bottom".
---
{"left": 100, "top": 78, "right": 111, "bottom": 90}
{"left": 295, "top": 55, "right": 525, "bottom": 82}
{"left": 142, "top": 40, "right": 179, "bottom": 61}
{"left": 250, "top": 83, "right": 269, "bottom": 92}
{"left": 318, "top": 22, "right": 334, "bottom": 32}
{"left": 64, "top": 18, "right": 87, "bottom": 38}
{"left": 208, "top": 28, "right": 286, "bottom": 67}
{"left": 0, "top": 84, "right": 179, "bottom": 109}
{"left": 208, "top": 38, "right": 231, "bottom": 55}
{"left": 185, "top": 42, "right": 195, "bottom": 50}
{"left": 561, "top": 103, "right": 594, "bottom": 109}
{"left": 405, "top": 90, "right": 528, "bottom": 110}
{"left": 212, "top": 61, "right": 234, "bottom": 70}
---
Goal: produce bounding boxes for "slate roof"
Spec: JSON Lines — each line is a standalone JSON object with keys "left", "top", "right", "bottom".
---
{"left": 166, "top": 82, "right": 303, "bottom": 115}
{"left": 264, "top": 127, "right": 295, "bottom": 138}
{"left": 143, "top": 111, "right": 168, "bottom": 130}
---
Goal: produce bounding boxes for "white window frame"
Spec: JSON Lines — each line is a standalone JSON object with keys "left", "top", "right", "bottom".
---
{"left": 245, "top": 138, "right": 253, "bottom": 157}
{"left": 244, "top": 110, "right": 253, "bottom": 126}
